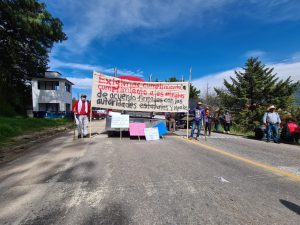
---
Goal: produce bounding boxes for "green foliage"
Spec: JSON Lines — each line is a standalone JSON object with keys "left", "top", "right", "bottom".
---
{"left": 215, "top": 58, "right": 299, "bottom": 131}
{"left": 0, "top": 0, "right": 67, "bottom": 116}
{"left": 0, "top": 117, "right": 71, "bottom": 142}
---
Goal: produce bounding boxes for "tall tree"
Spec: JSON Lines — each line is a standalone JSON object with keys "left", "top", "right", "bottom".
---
{"left": 0, "top": 0, "right": 67, "bottom": 115}
{"left": 215, "top": 57, "right": 299, "bottom": 131}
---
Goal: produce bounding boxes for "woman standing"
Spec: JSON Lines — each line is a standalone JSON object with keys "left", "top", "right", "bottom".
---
{"left": 223, "top": 111, "right": 232, "bottom": 134}
{"left": 204, "top": 107, "right": 213, "bottom": 136}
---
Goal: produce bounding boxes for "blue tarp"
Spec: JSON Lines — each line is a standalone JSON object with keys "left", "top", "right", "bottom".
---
{"left": 154, "top": 122, "right": 168, "bottom": 137}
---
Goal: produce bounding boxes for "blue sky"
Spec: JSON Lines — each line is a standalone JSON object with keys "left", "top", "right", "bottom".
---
{"left": 42, "top": 0, "right": 300, "bottom": 99}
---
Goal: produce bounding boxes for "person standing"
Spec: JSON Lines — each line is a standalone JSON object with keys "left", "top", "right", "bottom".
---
{"left": 189, "top": 102, "right": 205, "bottom": 140}
{"left": 263, "top": 105, "right": 281, "bottom": 143}
{"left": 223, "top": 111, "right": 232, "bottom": 134}
{"left": 214, "top": 110, "right": 221, "bottom": 132}
{"left": 72, "top": 94, "right": 91, "bottom": 138}
{"left": 204, "top": 107, "right": 213, "bottom": 136}
{"left": 168, "top": 112, "right": 176, "bottom": 132}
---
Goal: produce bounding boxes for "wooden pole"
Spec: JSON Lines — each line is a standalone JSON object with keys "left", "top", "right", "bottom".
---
{"left": 89, "top": 71, "right": 94, "bottom": 140}
{"left": 73, "top": 113, "right": 76, "bottom": 140}
{"left": 203, "top": 119, "right": 207, "bottom": 141}
{"left": 186, "top": 67, "right": 192, "bottom": 139}
{"left": 120, "top": 128, "right": 122, "bottom": 140}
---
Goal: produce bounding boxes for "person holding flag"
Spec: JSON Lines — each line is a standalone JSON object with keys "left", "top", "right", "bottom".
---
{"left": 72, "top": 94, "right": 91, "bottom": 138}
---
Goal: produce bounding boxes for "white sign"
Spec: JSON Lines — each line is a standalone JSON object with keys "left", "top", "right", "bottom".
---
{"left": 111, "top": 114, "right": 129, "bottom": 128}
{"left": 91, "top": 72, "right": 189, "bottom": 112}
{"left": 144, "top": 127, "right": 160, "bottom": 141}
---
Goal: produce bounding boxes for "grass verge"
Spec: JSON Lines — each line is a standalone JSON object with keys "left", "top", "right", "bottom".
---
{"left": 0, "top": 117, "right": 72, "bottom": 144}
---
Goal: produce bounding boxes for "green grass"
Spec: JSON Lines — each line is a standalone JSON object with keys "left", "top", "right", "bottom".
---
{"left": 0, "top": 117, "right": 72, "bottom": 143}
{"left": 214, "top": 125, "right": 255, "bottom": 137}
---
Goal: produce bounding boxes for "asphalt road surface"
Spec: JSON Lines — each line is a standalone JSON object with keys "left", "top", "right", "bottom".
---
{"left": 0, "top": 120, "right": 300, "bottom": 225}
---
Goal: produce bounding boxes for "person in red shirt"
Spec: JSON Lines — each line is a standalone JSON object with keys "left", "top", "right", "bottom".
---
{"left": 72, "top": 94, "right": 91, "bottom": 138}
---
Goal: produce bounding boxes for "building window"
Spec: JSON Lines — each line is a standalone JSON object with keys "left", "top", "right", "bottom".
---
{"left": 38, "top": 81, "right": 59, "bottom": 90}
{"left": 39, "top": 103, "right": 59, "bottom": 112}
{"left": 65, "top": 83, "right": 71, "bottom": 92}
{"left": 66, "top": 103, "right": 71, "bottom": 112}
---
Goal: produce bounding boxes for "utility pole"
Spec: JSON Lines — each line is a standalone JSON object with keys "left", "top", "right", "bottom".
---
{"left": 206, "top": 81, "right": 209, "bottom": 102}
{"left": 114, "top": 67, "right": 117, "bottom": 77}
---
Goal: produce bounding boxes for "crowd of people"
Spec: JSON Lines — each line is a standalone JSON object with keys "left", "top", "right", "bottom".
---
{"left": 187, "top": 102, "right": 232, "bottom": 140}
{"left": 73, "top": 94, "right": 292, "bottom": 144}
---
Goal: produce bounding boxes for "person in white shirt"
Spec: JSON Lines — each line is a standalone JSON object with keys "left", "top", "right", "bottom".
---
{"left": 263, "top": 105, "right": 281, "bottom": 143}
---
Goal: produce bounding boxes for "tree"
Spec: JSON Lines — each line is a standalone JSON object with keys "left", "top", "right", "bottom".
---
{"left": 215, "top": 57, "right": 299, "bottom": 131}
{"left": 0, "top": 0, "right": 67, "bottom": 116}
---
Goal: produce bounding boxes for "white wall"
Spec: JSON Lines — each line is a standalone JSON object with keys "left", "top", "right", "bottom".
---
{"left": 32, "top": 79, "right": 72, "bottom": 112}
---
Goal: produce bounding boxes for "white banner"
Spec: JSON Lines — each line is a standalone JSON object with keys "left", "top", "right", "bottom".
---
{"left": 91, "top": 72, "right": 189, "bottom": 112}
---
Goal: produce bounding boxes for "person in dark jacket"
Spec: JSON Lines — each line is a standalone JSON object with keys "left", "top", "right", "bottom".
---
{"left": 214, "top": 110, "right": 221, "bottom": 132}
{"left": 189, "top": 102, "right": 205, "bottom": 140}
{"left": 204, "top": 107, "right": 213, "bottom": 136}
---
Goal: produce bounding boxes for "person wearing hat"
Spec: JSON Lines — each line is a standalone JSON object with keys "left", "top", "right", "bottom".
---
{"left": 263, "top": 105, "right": 281, "bottom": 143}
{"left": 72, "top": 94, "right": 91, "bottom": 138}
{"left": 189, "top": 102, "right": 205, "bottom": 140}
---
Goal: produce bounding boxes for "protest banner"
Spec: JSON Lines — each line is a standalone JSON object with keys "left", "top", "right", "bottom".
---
{"left": 111, "top": 114, "right": 130, "bottom": 128}
{"left": 144, "top": 127, "right": 160, "bottom": 141}
{"left": 91, "top": 71, "right": 189, "bottom": 113}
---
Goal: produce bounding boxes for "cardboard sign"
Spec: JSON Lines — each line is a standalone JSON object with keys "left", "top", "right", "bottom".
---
{"left": 144, "top": 127, "right": 160, "bottom": 141}
{"left": 129, "top": 123, "right": 146, "bottom": 136}
{"left": 154, "top": 122, "right": 168, "bottom": 136}
{"left": 111, "top": 114, "right": 129, "bottom": 128}
{"left": 91, "top": 72, "right": 189, "bottom": 112}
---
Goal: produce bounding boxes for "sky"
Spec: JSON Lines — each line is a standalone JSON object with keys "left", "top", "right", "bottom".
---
{"left": 42, "top": 0, "right": 300, "bottom": 99}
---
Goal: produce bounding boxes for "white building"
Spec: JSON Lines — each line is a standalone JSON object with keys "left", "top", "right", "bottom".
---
{"left": 31, "top": 71, "right": 73, "bottom": 114}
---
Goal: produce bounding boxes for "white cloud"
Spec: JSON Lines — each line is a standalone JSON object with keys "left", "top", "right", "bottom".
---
{"left": 193, "top": 61, "right": 300, "bottom": 95}
{"left": 66, "top": 77, "right": 92, "bottom": 90}
{"left": 44, "top": 0, "right": 234, "bottom": 51}
{"left": 49, "top": 58, "right": 144, "bottom": 78}
{"left": 42, "top": 0, "right": 300, "bottom": 52}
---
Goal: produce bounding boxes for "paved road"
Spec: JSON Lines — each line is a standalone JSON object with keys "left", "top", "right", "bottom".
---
{"left": 0, "top": 120, "right": 299, "bottom": 225}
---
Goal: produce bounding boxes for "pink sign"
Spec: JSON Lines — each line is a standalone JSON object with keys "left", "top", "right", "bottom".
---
{"left": 129, "top": 123, "right": 146, "bottom": 136}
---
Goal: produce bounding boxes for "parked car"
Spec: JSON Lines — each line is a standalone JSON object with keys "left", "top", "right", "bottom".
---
{"left": 92, "top": 110, "right": 106, "bottom": 120}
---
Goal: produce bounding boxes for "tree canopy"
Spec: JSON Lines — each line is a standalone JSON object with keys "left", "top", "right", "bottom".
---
{"left": 0, "top": 0, "right": 67, "bottom": 115}
{"left": 215, "top": 57, "right": 299, "bottom": 131}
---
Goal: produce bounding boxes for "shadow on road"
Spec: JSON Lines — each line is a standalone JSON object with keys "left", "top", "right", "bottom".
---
{"left": 280, "top": 199, "right": 300, "bottom": 215}
{"left": 84, "top": 202, "right": 130, "bottom": 225}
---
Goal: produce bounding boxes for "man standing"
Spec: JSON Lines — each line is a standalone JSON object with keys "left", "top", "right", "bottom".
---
{"left": 72, "top": 94, "right": 91, "bottom": 138}
{"left": 263, "top": 105, "right": 281, "bottom": 143}
{"left": 190, "top": 102, "right": 205, "bottom": 140}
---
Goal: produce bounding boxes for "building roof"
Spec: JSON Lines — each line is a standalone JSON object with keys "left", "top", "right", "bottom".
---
{"left": 31, "top": 77, "right": 74, "bottom": 85}
{"left": 31, "top": 71, "right": 74, "bottom": 85}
